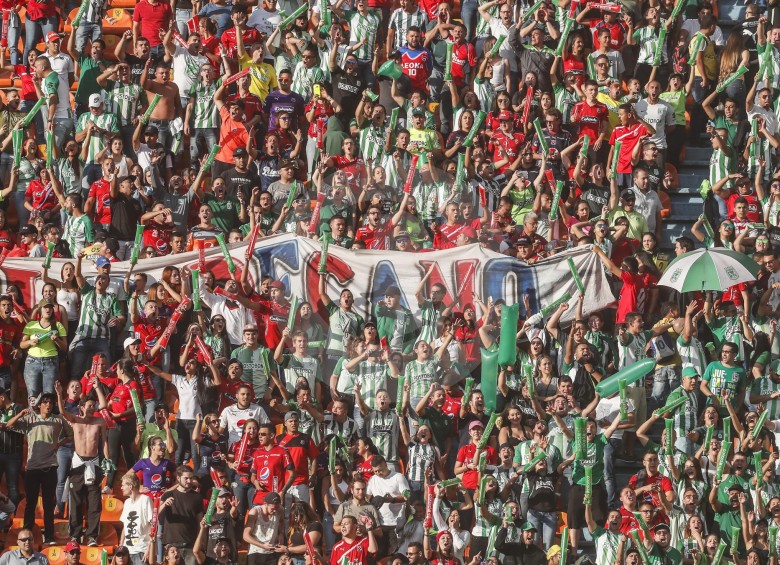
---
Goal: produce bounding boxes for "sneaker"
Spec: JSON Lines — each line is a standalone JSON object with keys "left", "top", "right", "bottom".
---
{"left": 87, "top": 538, "right": 98, "bottom": 547}
{"left": 42, "top": 537, "right": 56, "bottom": 546}
{"left": 101, "top": 486, "right": 113, "bottom": 495}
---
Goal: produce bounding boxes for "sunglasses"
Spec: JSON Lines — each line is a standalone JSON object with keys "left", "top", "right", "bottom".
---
{"left": 18, "top": 538, "right": 32, "bottom": 543}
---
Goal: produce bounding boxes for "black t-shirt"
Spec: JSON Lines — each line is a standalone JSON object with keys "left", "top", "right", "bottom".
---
{"left": 526, "top": 472, "right": 559, "bottom": 512}
{"left": 255, "top": 154, "right": 280, "bottom": 191}
{"left": 206, "top": 511, "right": 237, "bottom": 560}
{"left": 109, "top": 193, "right": 143, "bottom": 240}
{"left": 580, "top": 182, "right": 610, "bottom": 215}
{"left": 222, "top": 167, "right": 261, "bottom": 201}
{"left": 161, "top": 488, "right": 205, "bottom": 545}
{"left": 125, "top": 54, "right": 153, "bottom": 86}
{"left": 286, "top": 522, "right": 323, "bottom": 548}
{"left": 331, "top": 67, "right": 363, "bottom": 120}
{"left": 198, "top": 432, "right": 229, "bottom": 473}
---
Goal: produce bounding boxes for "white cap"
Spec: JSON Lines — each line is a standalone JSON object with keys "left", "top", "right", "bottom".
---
{"left": 123, "top": 337, "right": 141, "bottom": 350}
{"left": 88, "top": 93, "right": 104, "bottom": 108}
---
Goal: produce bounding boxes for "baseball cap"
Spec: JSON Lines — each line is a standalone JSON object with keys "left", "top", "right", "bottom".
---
{"left": 269, "top": 280, "right": 285, "bottom": 289}
{"left": 681, "top": 366, "right": 699, "bottom": 379}
{"left": 18, "top": 224, "right": 36, "bottom": 236}
{"left": 88, "top": 93, "right": 104, "bottom": 108}
{"left": 284, "top": 411, "right": 299, "bottom": 422}
{"left": 620, "top": 189, "right": 636, "bottom": 201}
{"left": 95, "top": 256, "right": 111, "bottom": 268}
{"left": 653, "top": 523, "right": 671, "bottom": 532}
{"left": 516, "top": 236, "right": 532, "bottom": 247}
{"left": 264, "top": 492, "right": 282, "bottom": 505}
{"left": 411, "top": 107, "right": 425, "bottom": 116}
{"left": 217, "top": 488, "right": 233, "bottom": 497}
{"left": 521, "top": 522, "right": 537, "bottom": 532}
{"left": 118, "top": 175, "right": 136, "bottom": 185}
{"left": 233, "top": 147, "right": 248, "bottom": 158}
{"left": 65, "top": 541, "right": 81, "bottom": 552}
{"left": 114, "top": 547, "right": 130, "bottom": 557}
{"left": 468, "top": 420, "right": 485, "bottom": 431}
{"left": 546, "top": 546, "right": 561, "bottom": 560}
{"left": 123, "top": 337, "right": 141, "bottom": 350}
{"left": 498, "top": 110, "right": 513, "bottom": 121}
{"left": 243, "top": 324, "right": 258, "bottom": 332}
{"left": 46, "top": 32, "right": 61, "bottom": 43}
{"left": 727, "top": 484, "right": 744, "bottom": 493}
{"left": 279, "top": 158, "right": 296, "bottom": 170}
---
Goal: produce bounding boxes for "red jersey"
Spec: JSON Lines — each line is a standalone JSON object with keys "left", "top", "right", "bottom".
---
{"left": 277, "top": 432, "right": 319, "bottom": 486}
{"left": 305, "top": 100, "right": 334, "bottom": 138}
{"left": 354, "top": 457, "right": 374, "bottom": 483}
{"left": 572, "top": 100, "right": 608, "bottom": 141}
{"left": 616, "top": 271, "right": 646, "bottom": 324}
{"left": 109, "top": 380, "right": 140, "bottom": 422}
{"left": 591, "top": 19, "right": 626, "bottom": 50}
{"left": 726, "top": 192, "right": 761, "bottom": 223}
{"left": 142, "top": 222, "right": 173, "bottom": 255}
{"left": 81, "top": 374, "right": 118, "bottom": 397}
{"left": 399, "top": 46, "right": 432, "bottom": 91}
{"left": 132, "top": 0, "right": 173, "bottom": 47}
{"left": 609, "top": 123, "right": 649, "bottom": 175}
{"left": 220, "top": 27, "right": 262, "bottom": 61}
{"left": 255, "top": 299, "right": 290, "bottom": 351}
{"left": 330, "top": 537, "right": 371, "bottom": 565}
{"left": 441, "top": 391, "right": 463, "bottom": 434}
{"left": 562, "top": 54, "right": 586, "bottom": 86}
{"left": 0, "top": 229, "right": 13, "bottom": 250}
{"left": 250, "top": 444, "right": 293, "bottom": 502}
{"left": 218, "top": 379, "right": 244, "bottom": 413}
{"left": 88, "top": 178, "right": 112, "bottom": 225}
{"left": 488, "top": 131, "right": 525, "bottom": 173}
{"left": 456, "top": 443, "right": 497, "bottom": 489}
{"left": 134, "top": 318, "right": 168, "bottom": 352}
{"left": 333, "top": 155, "right": 367, "bottom": 195}
{"left": 628, "top": 472, "right": 673, "bottom": 509}
{"left": 12, "top": 65, "right": 37, "bottom": 102}
{"left": 0, "top": 316, "right": 22, "bottom": 369}
{"left": 227, "top": 91, "right": 264, "bottom": 123}
{"left": 451, "top": 41, "right": 477, "bottom": 88}
{"left": 486, "top": 111, "right": 523, "bottom": 134}
{"left": 231, "top": 439, "right": 263, "bottom": 477}
{"left": 355, "top": 221, "right": 393, "bottom": 250}
{"left": 25, "top": 180, "right": 57, "bottom": 211}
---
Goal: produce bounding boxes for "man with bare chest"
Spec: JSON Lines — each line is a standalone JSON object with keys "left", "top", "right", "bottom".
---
{"left": 56, "top": 381, "right": 110, "bottom": 546}
{"left": 140, "top": 57, "right": 182, "bottom": 152}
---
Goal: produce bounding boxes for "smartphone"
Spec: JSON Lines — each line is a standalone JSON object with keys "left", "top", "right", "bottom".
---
{"left": 314, "top": 84, "right": 322, "bottom": 98}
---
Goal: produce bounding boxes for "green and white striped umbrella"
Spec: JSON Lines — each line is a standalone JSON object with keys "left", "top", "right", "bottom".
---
{"left": 658, "top": 248, "right": 760, "bottom": 293}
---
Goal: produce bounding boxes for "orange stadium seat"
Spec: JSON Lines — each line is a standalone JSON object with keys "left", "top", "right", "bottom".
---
{"left": 82, "top": 546, "right": 109, "bottom": 565}
{"left": 101, "top": 496, "right": 124, "bottom": 524}
{"left": 64, "top": 8, "right": 131, "bottom": 35}
{"left": 42, "top": 545, "right": 68, "bottom": 565}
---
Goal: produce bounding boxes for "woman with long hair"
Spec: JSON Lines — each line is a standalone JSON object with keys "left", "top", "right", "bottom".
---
{"left": 401, "top": 423, "right": 442, "bottom": 495}
{"left": 534, "top": 355, "right": 559, "bottom": 403}
{"left": 561, "top": 32, "right": 587, "bottom": 87}
{"left": 103, "top": 358, "right": 142, "bottom": 493}
{"left": 678, "top": 514, "right": 706, "bottom": 564}
{"left": 484, "top": 35, "right": 510, "bottom": 94}
{"left": 20, "top": 300, "right": 66, "bottom": 400}
{"left": 453, "top": 305, "right": 479, "bottom": 370}
{"left": 159, "top": 266, "right": 183, "bottom": 306}
{"left": 692, "top": 217, "right": 736, "bottom": 249}
{"left": 353, "top": 436, "right": 380, "bottom": 482}
{"left": 431, "top": 484, "right": 472, "bottom": 565}
{"left": 669, "top": 458, "right": 707, "bottom": 510}
{"left": 285, "top": 502, "right": 324, "bottom": 565}
{"left": 227, "top": 418, "right": 262, "bottom": 519}
{"left": 717, "top": 31, "right": 750, "bottom": 113}
{"left": 7, "top": 135, "right": 44, "bottom": 228}
{"left": 745, "top": 515, "right": 770, "bottom": 562}
{"left": 42, "top": 262, "right": 80, "bottom": 340}
{"left": 200, "top": 314, "right": 229, "bottom": 362}
{"left": 192, "top": 412, "right": 229, "bottom": 479}
{"left": 626, "top": 6, "right": 672, "bottom": 85}
{"left": 445, "top": 110, "right": 475, "bottom": 158}
{"left": 95, "top": 135, "right": 133, "bottom": 179}
{"left": 119, "top": 338, "right": 158, "bottom": 422}
{"left": 497, "top": 405, "right": 528, "bottom": 445}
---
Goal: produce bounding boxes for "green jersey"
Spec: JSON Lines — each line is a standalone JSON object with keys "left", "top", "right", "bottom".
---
{"left": 702, "top": 361, "right": 746, "bottom": 413}
{"left": 63, "top": 211, "right": 94, "bottom": 257}
{"left": 346, "top": 10, "right": 380, "bottom": 60}
{"left": 418, "top": 299, "right": 445, "bottom": 345}
{"left": 76, "top": 111, "right": 120, "bottom": 164}
{"left": 75, "top": 284, "right": 123, "bottom": 340}
{"left": 324, "top": 302, "right": 364, "bottom": 359}
{"left": 709, "top": 147, "right": 734, "bottom": 188}
{"left": 203, "top": 193, "right": 241, "bottom": 233}
{"left": 571, "top": 433, "right": 608, "bottom": 485}
{"left": 664, "top": 388, "right": 699, "bottom": 440}
{"left": 188, "top": 79, "right": 221, "bottom": 129}
{"left": 291, "top": 62, "right": 325, "bottom": 100}
{"left": 405, "top": 357, "right": 440, "bottom": 399}
{"left": 280, "top": 353, "right": 321, "bottom": 395}
{"left": 231, "top": 344, "right": 272, "bottom": 399}
{"left": 365, "top": 409, "right": 400, "bottom": 462}
{"left": 591, "top": 527, "right": 620, "bottom": 565}
{"left": 751, "top": 374, "right": 780, "bottom": 420}
{"left": 358, "top": 124, "right": 386, "bottom": 164}
{"left": 375, "top": 303, "right": 416, "bottom": 354}
{"left": 349, "top": 360, "right": 390, "bottom": 410}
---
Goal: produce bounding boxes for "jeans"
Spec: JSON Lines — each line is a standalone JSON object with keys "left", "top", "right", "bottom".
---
{"left": 23, "top": 15, "right": 58, "bottom": 62}
{"left": 0, "top": 152, "right": 12, "bottom": 188}
{"left": 460, "top": 0, "right": 478, "bottom": 40}
{"left": 23, "top": 466, "right": 57, "bottom": 539}
{"left": 13, "top": 190, "right": 29, "bottom": 228}
{"left": 527, "top": 508, "right": 558, "bottom": 550}
{"left": 56, "top": 444, "right": 74, "bottom": 512}
{"left": 175, "top": 418, "right": 197, "bottom": 466}
{"left": 0, "top": 498, "right": 14, "bottom": 530}
{"left": 149, "top": 119, "right": 172, "bottom": 152}
{"left": 323, "top": 512, "right": 336, "bottom": 552}
{"left": 650, "top": 365, "right": 680, "bottom": 413}
{"left": 20, "top": 99, "right": 45, "bottom": 145}
{"left": 75, "top": 21, "right": 102, "bottom": 54}
{"left": 0, "top": 452, "right": 22, "bottom": 504}
{"left": 190, "top": 128, "right": 218, "bottom": 165}
{"left": 691, "top": 77, "right": 713, "bottom": 138}
{"left": 231, "top": 477, "right": 255, "bottom": 521}
{"left": 6, "top": 14, "right": 20, "bottom": 65}
{"left": 120, "top": 124, "right": 138, "bottom": 162}
{"left": 107, "top": 420, "right": 137, "bottom": 488}
{"left": 53, "top": 117, "right": 75, "bottom": 151}
{"left": 70, "top": 337, "right": 111, "bottom": 380}
{"left": 175, "top": 9, "right": 191, "bottom": 38}
{"left": 603, "top": 436, "right": 621, "bottom": 509}
{"left": 23, "top": 356, "right": 59, "bottom": 399}
{"left": 723, "top": 80, "right": 747, "bottom": 118}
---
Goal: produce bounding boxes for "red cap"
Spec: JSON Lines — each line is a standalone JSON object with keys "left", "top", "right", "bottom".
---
{"left": 46, "top": 32, "right": 61, "bottom": 43}
{"left": 498, "top": 110, "right": 513, "bottom": 121}
{"left": 65, "top": 541, "right": 80, "bottom": 552}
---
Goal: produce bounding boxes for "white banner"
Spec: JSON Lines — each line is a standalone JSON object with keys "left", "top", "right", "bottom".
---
{"left": 3, "top": 234, "right": 614, "bottom": 323}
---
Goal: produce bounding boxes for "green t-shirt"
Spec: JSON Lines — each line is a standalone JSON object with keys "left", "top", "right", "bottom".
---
{"left": 75, "top": 56, "right": 107, "bottom": 106}
{"left": 648, "top": 544, "right": 683, "bottom": 565}
{"left": 714, "top": 508, "right": 746, "bottom": 554}
{"left": 572, "top": 433, "right": 608, "bottom": 485}
{"left": 23, "top": 320, "right": 66, "bottom": 358}
{"left": 203, "top": 193, "right": 241, "bottom": 233}
{"left": 702, "top": 361, "right": 746, "bottom": 413}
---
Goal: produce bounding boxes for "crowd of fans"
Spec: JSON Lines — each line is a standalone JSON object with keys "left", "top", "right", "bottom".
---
{"left": 2, "top": 0, "right": 780, "bottom": 564}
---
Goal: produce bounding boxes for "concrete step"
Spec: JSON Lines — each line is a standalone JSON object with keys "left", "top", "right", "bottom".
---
{"left": 683, "top": 146, "right": 714, "bottom": 162}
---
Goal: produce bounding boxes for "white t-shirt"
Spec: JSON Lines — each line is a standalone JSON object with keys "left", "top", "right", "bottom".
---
{"left": 595, "top": 395, "right": 635, "bottom": 440}
{"left": 172, "top": 373, "right": 202, "bottom": 420}
{"left": 218, "top": 403, "right": 270, "bottom": 445}
{"left": 172, "top": 45, "right": 208, "bottom": 97}
{"left": 247, "top": 7, "right": 281, "bottom": 38}
{"left": 120, "top": 494, "right": 153, "bottom": 555}
{"left": 632, "top": 99, "right": 676, "bottom": 149}
{"left": 366, "top": 470, "right": 410, "bottom": 528}
{"left": 627, "top": 186, "right": 663, "bottom": 233}
{"left": 43, "top": 52, "right": 74, "bottom": 119}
